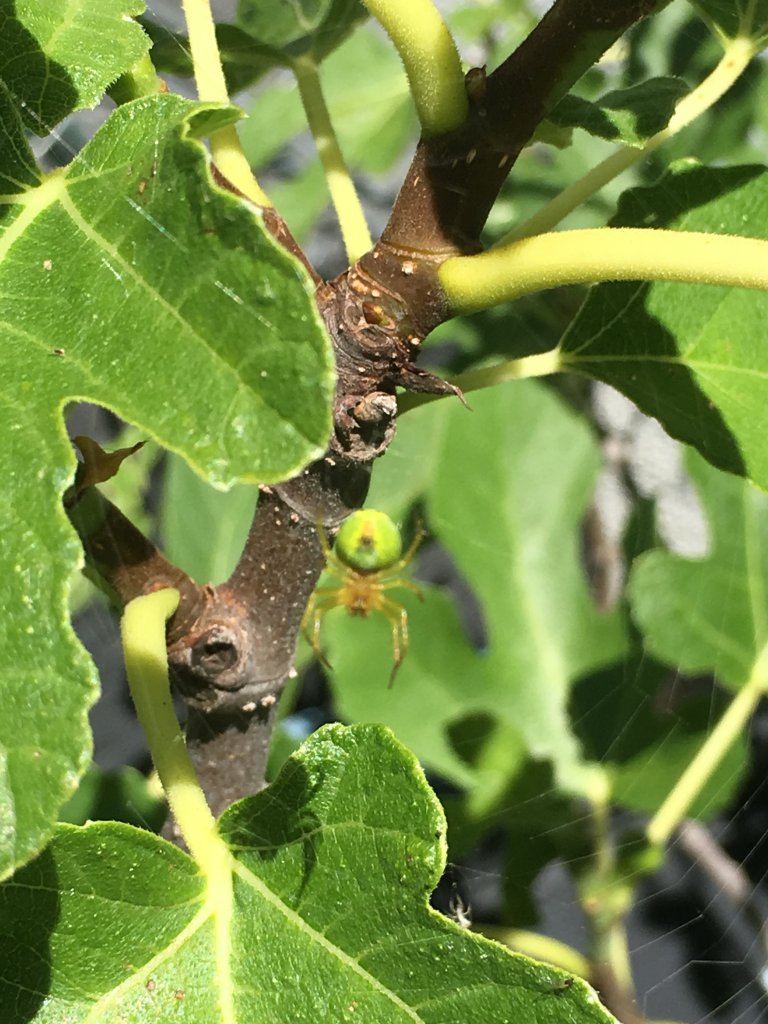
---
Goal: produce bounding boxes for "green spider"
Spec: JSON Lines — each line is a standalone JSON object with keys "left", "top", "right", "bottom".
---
{"left": 303, "top": 510, "right": 424, "bottom": 687}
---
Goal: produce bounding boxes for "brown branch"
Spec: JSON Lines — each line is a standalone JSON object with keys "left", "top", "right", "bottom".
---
{"left": 331, "top": 1, "right": 671, "bottom": 461}
{"left": 67, "top": 449, "right": 371, "bottom": 817}
{"left": 176, "top": 455, "right": 370, "bottom": 814}
{"left": 378, "top": 0, "right": 670, "bottom": 259}
{"left": 70, "top": 0, "right": 673, "bottom": 816}
{"left": 66, "top": 484, "right": 204, "bottom": 641}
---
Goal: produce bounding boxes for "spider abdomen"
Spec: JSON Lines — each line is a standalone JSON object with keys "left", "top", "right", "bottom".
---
{"left": 335, "top": 510, "right": 403, "bottom": 572}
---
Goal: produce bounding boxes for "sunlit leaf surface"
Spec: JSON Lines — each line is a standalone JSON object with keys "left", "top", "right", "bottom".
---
{"left": 0, "top": 725, "right": 618, "bottom": 1024}
{"left": 0, "top": 94, "right": 333, "bottom": 878}
{"left": 0, "top": 0, "right": 149, "bottom": 131}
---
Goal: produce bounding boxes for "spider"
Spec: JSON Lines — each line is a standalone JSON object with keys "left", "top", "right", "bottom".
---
{"left": 302, "top": 509, "right": 424, "bottom": 688}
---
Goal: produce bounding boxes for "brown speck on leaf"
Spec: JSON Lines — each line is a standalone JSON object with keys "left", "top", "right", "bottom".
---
{"left": 146, "top": 979, "right": 156, "bottom": 993}
{"left": 552, "top": 977, "right": 574, "bottom": 992}
{"left": 174, "top": 990, "right": 185, "bottom": 1000}
{"left": 52, "top": 348, "right": 65, "bottom": 357}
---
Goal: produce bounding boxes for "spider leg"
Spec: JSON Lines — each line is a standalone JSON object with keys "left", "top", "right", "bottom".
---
{"left": 302, "top": 593, "right": 340, "bottom": 672}
{"left": 384, "top": 577, "right": 424, "bottom": 602}
{"left": 380, "top": 597, "right": 409, "bottom": 689}
{"left": 386, "top": 524, "right": 426, "bottom": 575}
{"left": 315, "top": 519, "right": 333, "bottom": 559}
{"left": 315, "top": 519, "right": 349, "bottom": 581}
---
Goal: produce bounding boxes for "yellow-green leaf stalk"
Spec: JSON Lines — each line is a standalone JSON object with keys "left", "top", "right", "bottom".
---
{"left": 291, "top": 56, "right": 372, "bottom": 263}
{"left": 181, "top": 0, "right": 271, "bottom": 207}
{"left": 397, "top": 350, "right": 563, "bottom": 415}
{"left": 479, "top": 927, "right": 592, "bottom": 980}
{"left": 121, "top": 590, "right": 236, "bottom": 1015}
{"left": 362, "top": 0, "right": 468, "bottom": 136}
{"left": 501, "top": 35, "right": 757, "bottom": 244}
{"left": 121, "top": 590, "right": 230, "bottom": 879}
{"left": 440, "top": 227, "right": 768, "bottom": 316}
{"left": 647, "top": 641, "right": 768, "bottom": 848}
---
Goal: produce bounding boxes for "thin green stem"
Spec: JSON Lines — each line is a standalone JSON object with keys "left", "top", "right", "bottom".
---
{"left": 181, "top": 0, "right": 271, "bottom": 206}
{"left": 397, "top": 349, "right": 562, "bottom": 414}
{"left": 593, "top": 801, "right": 633, "bottom": 995}
{"left": 605, "top": 923, "right": 635, "bottom": 998}
{"left": 647, "top": 642, "right": 768, "bottom": 847}
{"left": 362, "top": 0, "right": 468, "bottom": 136}
{"left": 121, "top": 589, "right": 230, "bottom": 877}
{"left": 454, "top": 350, "right": 564, "bottom": 391}
{"left": 581, "top": 796, "right": 637, "bottom": 1010}
{"left": 500, "top": 36, "right": 757, "bottom": 244}
{"left": 440, "top": 227, "right": 768, "bottom": 316}
{"left": 291, "top": 57, "right": 371, "bottom": 263}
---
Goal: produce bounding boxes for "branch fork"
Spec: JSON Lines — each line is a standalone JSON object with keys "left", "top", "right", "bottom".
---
{"left": 68, "top": 0, "right": 687, "bottom": 815}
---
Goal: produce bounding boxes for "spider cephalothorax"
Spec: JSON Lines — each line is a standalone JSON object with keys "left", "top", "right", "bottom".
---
{"left": 303, "top": 509, "right": 423, "bottom": 687}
